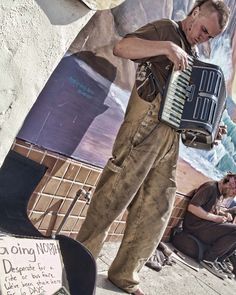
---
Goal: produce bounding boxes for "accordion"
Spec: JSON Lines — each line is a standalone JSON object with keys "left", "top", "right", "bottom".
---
{"left": 159, "top": 57, "right": 226, "bottom": 150}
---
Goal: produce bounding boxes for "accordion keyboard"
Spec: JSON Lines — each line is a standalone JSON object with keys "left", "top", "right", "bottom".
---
{"left": 161, "top": 57, "right": 194, "bottom": 128}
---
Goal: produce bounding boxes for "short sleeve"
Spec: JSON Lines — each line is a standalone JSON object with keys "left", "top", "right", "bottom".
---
{"left": 189, "top": 185, "right": 213, "bottom": 207}
{"left": 124, "top": 22, "right": 161, "bottom": 41}
{"left": 123, "top": 19, "right": 183, "bottom": 64}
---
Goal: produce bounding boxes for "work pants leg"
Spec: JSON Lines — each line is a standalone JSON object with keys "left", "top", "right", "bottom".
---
{"left": 192, "top": 222, "right": 236, "bottom": 261}
{"left": 108, "top": 134, "right": 179, "bottom": 293}
{"left": 204, "top": 225, "right": 236, "bottom": 261}
{"left": 77, "top": 90, "right": 179, "bottom": 293}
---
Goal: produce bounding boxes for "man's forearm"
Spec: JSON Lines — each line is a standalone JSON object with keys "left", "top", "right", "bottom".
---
{"left": 113, "top": 37, "right": 190, "bottom": 71}
{"left": 188, "top": 204, "right": 225, "bottom": 222}
{"left": 113, "top": 37, "right": 169, "bottom": 60}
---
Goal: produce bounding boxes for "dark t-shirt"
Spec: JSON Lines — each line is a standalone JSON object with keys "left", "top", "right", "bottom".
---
{"left": 183, "top": 181, "right": 222, "bottom": 231}
{"left": 125, "top": 19, "right": 197, "bottom": 101}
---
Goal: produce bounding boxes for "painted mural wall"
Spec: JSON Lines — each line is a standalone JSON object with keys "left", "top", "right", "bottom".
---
{"left": 18, "top": 0, "right": 236, "bottom": 181}
{"left": 0, "top": 0, "right": 125, "bottom": 168}
{"left": 0, "top": 0, "right": 96, "bottom": 168}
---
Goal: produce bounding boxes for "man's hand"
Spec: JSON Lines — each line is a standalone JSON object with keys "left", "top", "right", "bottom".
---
{"left": 213, "top": 215, "right": 228, "bottom": 223}
{"left": 213, "top": 125, "right": 227, "bottom": 145}
{"left": 218, "top": 208, "right": 233, "bottom": 222}
{"left": 225, "top": 212, "right": 233, "bottom": 222}
{"left": 166, "top": 41, "right": 189, "bottom": 71}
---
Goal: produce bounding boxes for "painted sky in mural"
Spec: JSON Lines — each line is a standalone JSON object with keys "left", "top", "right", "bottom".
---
{"left": 18, "top": 52, "right": 129, "bottom": 168}
{"left": 18, "top": 0, "right": 236, "bottom": 177}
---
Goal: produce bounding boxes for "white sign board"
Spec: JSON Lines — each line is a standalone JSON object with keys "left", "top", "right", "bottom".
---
{"left": 0, "top": 236, "right": 66, "bottom": 295}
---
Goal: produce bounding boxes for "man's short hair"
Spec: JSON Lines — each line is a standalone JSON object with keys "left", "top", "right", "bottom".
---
{"left": 188, "top": 0, "right": 230, "bottom": 31}
{"left": 223, "top": 173, "right": 236, "bottom": 184}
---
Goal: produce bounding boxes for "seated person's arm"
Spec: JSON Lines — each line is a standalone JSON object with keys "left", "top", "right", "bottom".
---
{"left": 188, "top": 204, "right": 227, "bottom": 223}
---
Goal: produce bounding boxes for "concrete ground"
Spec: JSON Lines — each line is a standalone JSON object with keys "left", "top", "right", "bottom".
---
{"left": 96, "top": 242, "right": 236, "bottom": 295}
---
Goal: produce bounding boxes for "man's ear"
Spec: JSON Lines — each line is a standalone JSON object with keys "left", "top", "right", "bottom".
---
{"left": 192, "top": 6, "right": 200, "bottom": 18}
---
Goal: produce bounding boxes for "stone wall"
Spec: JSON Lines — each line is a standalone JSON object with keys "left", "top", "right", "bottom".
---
{"left": 81, "top": 0, "right": 125, "bottom": 10}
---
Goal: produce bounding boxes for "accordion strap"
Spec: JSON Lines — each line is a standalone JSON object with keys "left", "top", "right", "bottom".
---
{"left": 147, "top": 20, "right": 189, "bottom": 97}
{"left": 169, "top": 20, "right": 186, "bottom": 51}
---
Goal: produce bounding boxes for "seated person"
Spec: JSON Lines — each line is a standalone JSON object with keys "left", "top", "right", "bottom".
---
{"left": 183, "top": 173, "right": 236, "bottom": 279}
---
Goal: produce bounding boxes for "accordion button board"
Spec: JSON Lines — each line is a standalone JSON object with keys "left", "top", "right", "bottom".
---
{"left": 159, "top": 57, "right": 226, "bottom": 149}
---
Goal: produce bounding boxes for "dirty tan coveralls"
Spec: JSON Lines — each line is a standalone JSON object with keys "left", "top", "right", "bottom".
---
{"left": 77, "top": 86, "right": 179, "bottom": 293}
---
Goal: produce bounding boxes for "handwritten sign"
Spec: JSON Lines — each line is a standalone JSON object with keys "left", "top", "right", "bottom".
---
{"left": 0, "top": 236, "right": 67, "bottom": 295}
